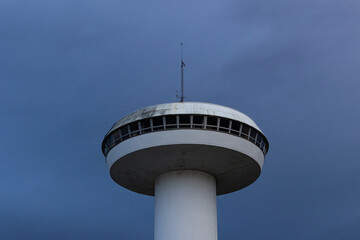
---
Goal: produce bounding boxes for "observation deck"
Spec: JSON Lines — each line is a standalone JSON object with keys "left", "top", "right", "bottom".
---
{"left": 102, "top": 102, "right": 269, "bottom": 196}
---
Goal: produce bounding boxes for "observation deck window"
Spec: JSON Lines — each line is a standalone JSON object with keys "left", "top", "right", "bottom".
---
{"left": 152, "top": 116, "right": 164, "bottom": 130}
{"left": 206, "top": 116, "right": 218, "bottom": 130}
{"left": 219, "top": 118, "right": 230, "bottom": 133}
{"left": 113, "top": 131, "right": 121, "bottom": 144}
{"left": 193, "top": 115, "right": 204, "bottom": 129}
{"left": 104, "top": 144, "right": 109, "bottom": 155}
{"left": 241, "top": 125, "right": 249, "bottom": 139}
{"left": 249, "top": 129, "right": 257, "bottom": 143}
{"left": 166, "top": 115, "right": 177, "bottom": 129}
{"left": 256, "top": 135, "right": 263, "bottom": 148}
{"left": 231, "top": 121, "right": 240, "bottom": 134}
{"left": 109, "top": 135, "right": 115, "bottom": 147}
{"left": 130, "top": 122, "right": 140, "bottom": 136}
{"left": 179, "top": 115, "right": 191, "bottom": 128}
{"left": 121, "top": 126, "right": 129, "bottom": 140}
{"left": 141, "top": 119, "right": 151, "bottom": 133}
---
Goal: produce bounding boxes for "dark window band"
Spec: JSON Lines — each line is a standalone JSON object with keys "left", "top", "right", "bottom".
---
{"left": 102, "top": 114, "right": 269, "bottom": 157}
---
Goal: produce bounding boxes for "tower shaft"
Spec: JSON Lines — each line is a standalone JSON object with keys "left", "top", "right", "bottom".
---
{"left": 154, "top": 170, "right": 218, "bottom": 240}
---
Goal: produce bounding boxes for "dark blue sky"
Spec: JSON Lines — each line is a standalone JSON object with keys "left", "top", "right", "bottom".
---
{"left": 1, "top": 0, "right": 360, "bottom": 239}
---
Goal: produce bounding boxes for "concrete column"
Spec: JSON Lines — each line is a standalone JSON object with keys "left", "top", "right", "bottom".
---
{"left": 154, "top": 170, "right": 218, "bottom": 240}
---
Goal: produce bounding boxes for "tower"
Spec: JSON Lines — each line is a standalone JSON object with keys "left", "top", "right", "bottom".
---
{"left": 101, "top": 102, "right": 269, "bottom": 240}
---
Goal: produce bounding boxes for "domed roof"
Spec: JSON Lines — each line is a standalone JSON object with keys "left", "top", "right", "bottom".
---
{"left": 106, "top": 102, "right": 263, "bottom": 137}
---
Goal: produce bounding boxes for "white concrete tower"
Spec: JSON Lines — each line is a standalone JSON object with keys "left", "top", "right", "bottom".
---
{"left": 101, "top": 102, "right": 269, "bottom": 240}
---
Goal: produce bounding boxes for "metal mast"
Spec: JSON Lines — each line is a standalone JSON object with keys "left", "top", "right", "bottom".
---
{"left": 180, "top": 43, "right": 185, "bottom": 102}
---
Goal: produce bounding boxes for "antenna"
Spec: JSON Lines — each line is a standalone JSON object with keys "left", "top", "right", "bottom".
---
{"left": 177, "top": 43, "right": 185, "bottom": 102}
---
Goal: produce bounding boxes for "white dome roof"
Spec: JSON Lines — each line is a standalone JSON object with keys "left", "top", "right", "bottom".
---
{"left": 107, "top": 102, "right": 263, "bottom": 135}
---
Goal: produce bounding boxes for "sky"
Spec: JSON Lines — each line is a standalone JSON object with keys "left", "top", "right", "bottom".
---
{"left": 1, "top": 0, "right": 360, "bottom": 239}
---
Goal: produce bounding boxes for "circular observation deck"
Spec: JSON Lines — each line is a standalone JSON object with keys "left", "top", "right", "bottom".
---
{"left": 102, "top": 102, "right": 269, "bottom": 196}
